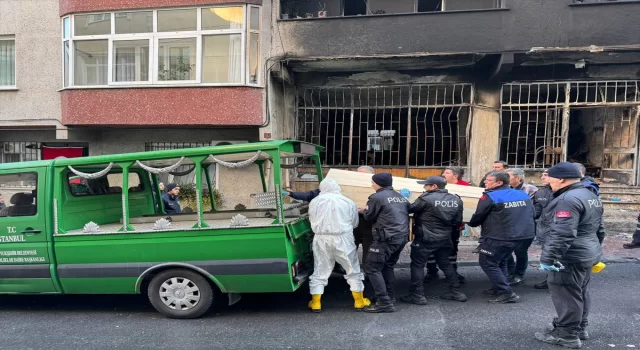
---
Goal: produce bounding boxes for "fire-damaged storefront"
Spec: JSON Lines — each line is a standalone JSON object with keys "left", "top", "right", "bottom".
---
{"left": 500, "top": 81, "right": 640, "bottom": 185}
{"left": 296, "top": 84, "right": 472, "bottom": 179}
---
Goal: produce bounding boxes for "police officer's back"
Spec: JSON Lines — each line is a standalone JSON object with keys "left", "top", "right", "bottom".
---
{"left": 358, "top": 173, "right": 409, "bottom": 313}
{"left": 401, "top": 176, "right": 467, "bottom": 305}
{"left": 534, "top": 162, "right": 604, "bottom": 348}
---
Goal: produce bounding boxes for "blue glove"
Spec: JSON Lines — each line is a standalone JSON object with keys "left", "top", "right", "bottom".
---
{"left": 281, "top": 190, "right": 290, "bottom": 196}
{"left": 399, "top": 188, "right": 411, "bottom": 199}
{"left": 539, "top": 263, "right": 560, "bottom": 272}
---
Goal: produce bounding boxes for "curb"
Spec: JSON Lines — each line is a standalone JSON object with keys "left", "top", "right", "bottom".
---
{"left": 395, "top": 256, "right": 640, "bottom": 269}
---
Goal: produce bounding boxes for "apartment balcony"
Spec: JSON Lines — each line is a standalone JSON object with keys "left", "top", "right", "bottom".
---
{"left": 276, "top": 0, "right": 640, "bottom": 59}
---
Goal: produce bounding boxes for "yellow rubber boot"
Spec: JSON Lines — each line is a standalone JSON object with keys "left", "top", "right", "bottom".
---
{"left": 352, "top": 291, "right": 371, "bottom": 310}
{"left": 308, "top": 294, "right": 322, "bottom": 313}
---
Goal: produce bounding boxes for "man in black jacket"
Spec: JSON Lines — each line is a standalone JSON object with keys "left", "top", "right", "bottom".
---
{"left": 534, "top": 162, "right": 605, "bottom": 349}
{"left": 533, "top": 170, "right": 555, "bottom": 290}
{"left": 358, "top": 173, "right": 409, "bottom": 313}
{"left": 401, "top": 176, "right": 467, "bottom": 305}
{"left": 469, "top": 170, "right": 536, "bottom": 304}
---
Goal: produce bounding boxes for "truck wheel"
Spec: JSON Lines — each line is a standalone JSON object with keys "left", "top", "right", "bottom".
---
{"left": 147, "top": 269, "right": 214, "bottom": 319}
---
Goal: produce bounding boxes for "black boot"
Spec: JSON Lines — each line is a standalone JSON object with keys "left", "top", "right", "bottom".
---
{"left": 400, "top": 294, "right": 428, "bottom": 305}
{"left": 363, "top": 300, "right": 396, "bottom": 313}
{"left": 488, "top": 292, "right": 520, "bottom": 304}
{"left": 440, "top": 289, "right": 468, "bottom": 302}
{"left": 423, "top": 272, "right": 440, "bottom": 283}
{"left": 547, "top": 323, "right": 589, "bottom": 341}
{"left": 508, "top": 275, "right": 525, "bottom": 286}
{"left": 534, "top": 279, "right": 549, "bottom": 289}
{"left": 535, "top": 329, "right": 582, "bottom": 349}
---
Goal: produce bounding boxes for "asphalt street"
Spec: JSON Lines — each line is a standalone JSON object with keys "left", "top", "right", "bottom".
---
{"left": 0, "top": 264, "right": 638, "bottom": 350}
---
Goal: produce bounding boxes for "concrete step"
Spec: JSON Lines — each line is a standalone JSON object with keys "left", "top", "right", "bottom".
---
{"left": 603, "top": 201, "right": 640, "bottom": 211}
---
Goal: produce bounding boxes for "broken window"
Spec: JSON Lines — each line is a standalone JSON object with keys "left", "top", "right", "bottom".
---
{"left": 501, "top": 81, "right": 640, "bottom": 184}
{"left": 297, "top": 84, "right": 472, "bottom": 169}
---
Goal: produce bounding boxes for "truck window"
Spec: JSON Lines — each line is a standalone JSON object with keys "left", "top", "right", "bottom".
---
{"left": 68, "top": 172, "right": 143, "bottom": 196}
{"left": 0, "top": 173, "right": 37, "bottom": 217}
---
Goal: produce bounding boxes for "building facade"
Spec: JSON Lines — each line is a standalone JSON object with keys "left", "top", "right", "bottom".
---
{"left": 269, "top": 0, "right": 640, "bottom": 187}
{"left": 0, "top": 0, "right": 272, "bottom": 208}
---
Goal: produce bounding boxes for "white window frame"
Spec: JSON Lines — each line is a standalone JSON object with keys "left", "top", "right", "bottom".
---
{"left": 247, "top": 6, "right": 261, "bottom": 86}
{"left": 62, "top": 5, "right": 255, "bottom": 89}
{"left": 0, "top": 36, "right": 17, "bottom": 89}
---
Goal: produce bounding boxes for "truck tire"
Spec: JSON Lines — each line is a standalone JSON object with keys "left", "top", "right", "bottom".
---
{"left": 147, "top": 269, "right": 214, "bottom": 319}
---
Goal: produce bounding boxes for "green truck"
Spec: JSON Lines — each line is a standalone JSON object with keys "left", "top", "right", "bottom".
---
{"left": 0, "top": 141, "right": 323, "bottom": 318}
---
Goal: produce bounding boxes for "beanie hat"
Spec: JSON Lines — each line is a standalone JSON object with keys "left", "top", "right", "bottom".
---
{"left": 166, "top": 183, "right": 179, "bottom": 192}
{"left": 547, "top": 162, "right": 582, "bottom": 179}
{"left": 372, "top": 173, "right": 393, "bottom": 187}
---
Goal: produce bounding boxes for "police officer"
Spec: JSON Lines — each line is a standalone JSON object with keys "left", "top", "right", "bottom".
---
{"left": 469, "top": 170, "right": 535, "bottom": 304}
{"left": 401, "top": 176, "right": 467, "bottom": 305}
{"left": 533, "top": 170, "right": 555, "bottom": 290}
{"left": 535, "top": 162, "right": 605, "bottom": 349}
{"left": 358, "top": 173, "right": 409, "bottom": 313}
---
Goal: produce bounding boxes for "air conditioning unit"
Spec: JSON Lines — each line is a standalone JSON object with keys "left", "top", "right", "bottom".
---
{"left": 3, "top": 143, "right": 25, "bottom": 154}
{"left": 211, "top": 140, "right": 249, "bottom": 147}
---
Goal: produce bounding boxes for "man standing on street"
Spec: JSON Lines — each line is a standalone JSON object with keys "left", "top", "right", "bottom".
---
{"left": 162, "top": 183, "right": 182, "bottom": 214}
{"left": 506, "top": 168, "right": 538, "bottom": 286}
{"left": 401, "top": 176, "right": 467, "bottom": 305}
{"left": 469, "top": 170, "right": 535, "bottom": 304}
{"left": 533, "top": 170, "right": 555, "bottom": 289}
{"left": 535, "top": 162, "right": 605, "bottom": 349}
{"left": 479, "top": 160, "right": 509, "bottom": 188}
{"left": 358, "top": 173, "right": 409, "bottom": 313}
{"left": 425, "top": 166, "right": 468, "bottom": 284}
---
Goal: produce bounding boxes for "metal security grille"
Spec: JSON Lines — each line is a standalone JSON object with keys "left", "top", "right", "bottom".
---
{"left": 0, "top": 142, "right": 41, "bottom": 163}
{"left": 297, "top": 84, "right": 472, "bottom": 168}
{"left": 144, "top": 142, "right": 214, "bottom": 185}
{"left": 145, "top": 142, "right": 211, "bottom": 151}
{"left": 501, "top": 81, "right": 640, "bottom": 174}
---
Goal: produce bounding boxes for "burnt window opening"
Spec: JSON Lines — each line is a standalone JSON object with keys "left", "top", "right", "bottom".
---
{"left": 418, "top": 0, "right": 442, "bottom": 12}
{"left": 343, "top": 0, "right": 368, "bottom": 16}
{"left": 297, "top": 84, "right": 472, "bottom": 168}
{"left": 501, "top": 81, "right": 640, "bottom": 185}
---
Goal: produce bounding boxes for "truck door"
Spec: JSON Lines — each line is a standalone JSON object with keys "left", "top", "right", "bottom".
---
{"left": 0, "top": 168, "right": 56, "bottom": 293}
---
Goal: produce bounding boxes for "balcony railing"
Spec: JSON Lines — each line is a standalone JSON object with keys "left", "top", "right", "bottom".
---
{"left": 279, "top": 0, "right": 502, "bottom": 19}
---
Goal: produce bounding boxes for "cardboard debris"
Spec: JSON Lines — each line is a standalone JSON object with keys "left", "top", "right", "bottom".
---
{"left": 325, "top": 169, "right": 484, "bottom": 222}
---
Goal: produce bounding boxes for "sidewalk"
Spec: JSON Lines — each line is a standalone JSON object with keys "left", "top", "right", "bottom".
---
{"left": 394, "top": 234, "right": 640, "bottom": 268}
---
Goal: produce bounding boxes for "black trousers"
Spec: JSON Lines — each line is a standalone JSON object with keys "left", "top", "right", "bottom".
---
{"left": 633, "top": 214, "right": 640, "bottom": 245}
{"left": 478, "top": 238, "right": 525, "bottom": 295}
{"left": 547, "top": 261, "right": 594, "bottom": 339}
{"left": 506, "top": 238, "right": 534, "bottom": 277}
{"left": 363, "top": 237, "right": 407, "bottom": 302}
{"left": 410, "top": 239, "right": 460, "bottom": 295}
{"left": 427, "top": 227, "right": 460, "bottom": 274}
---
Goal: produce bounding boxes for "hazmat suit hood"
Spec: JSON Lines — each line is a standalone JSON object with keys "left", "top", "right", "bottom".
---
{"left": 309, "top": 179, "right": 358, "bottom": 235}
{"left": 319, "top": 178, "right": 342, "bottom": 194}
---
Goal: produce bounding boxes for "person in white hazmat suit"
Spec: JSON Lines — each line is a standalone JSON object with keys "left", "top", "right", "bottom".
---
{"left": 307, "top": 178, "right": 371, "bottom": 312}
